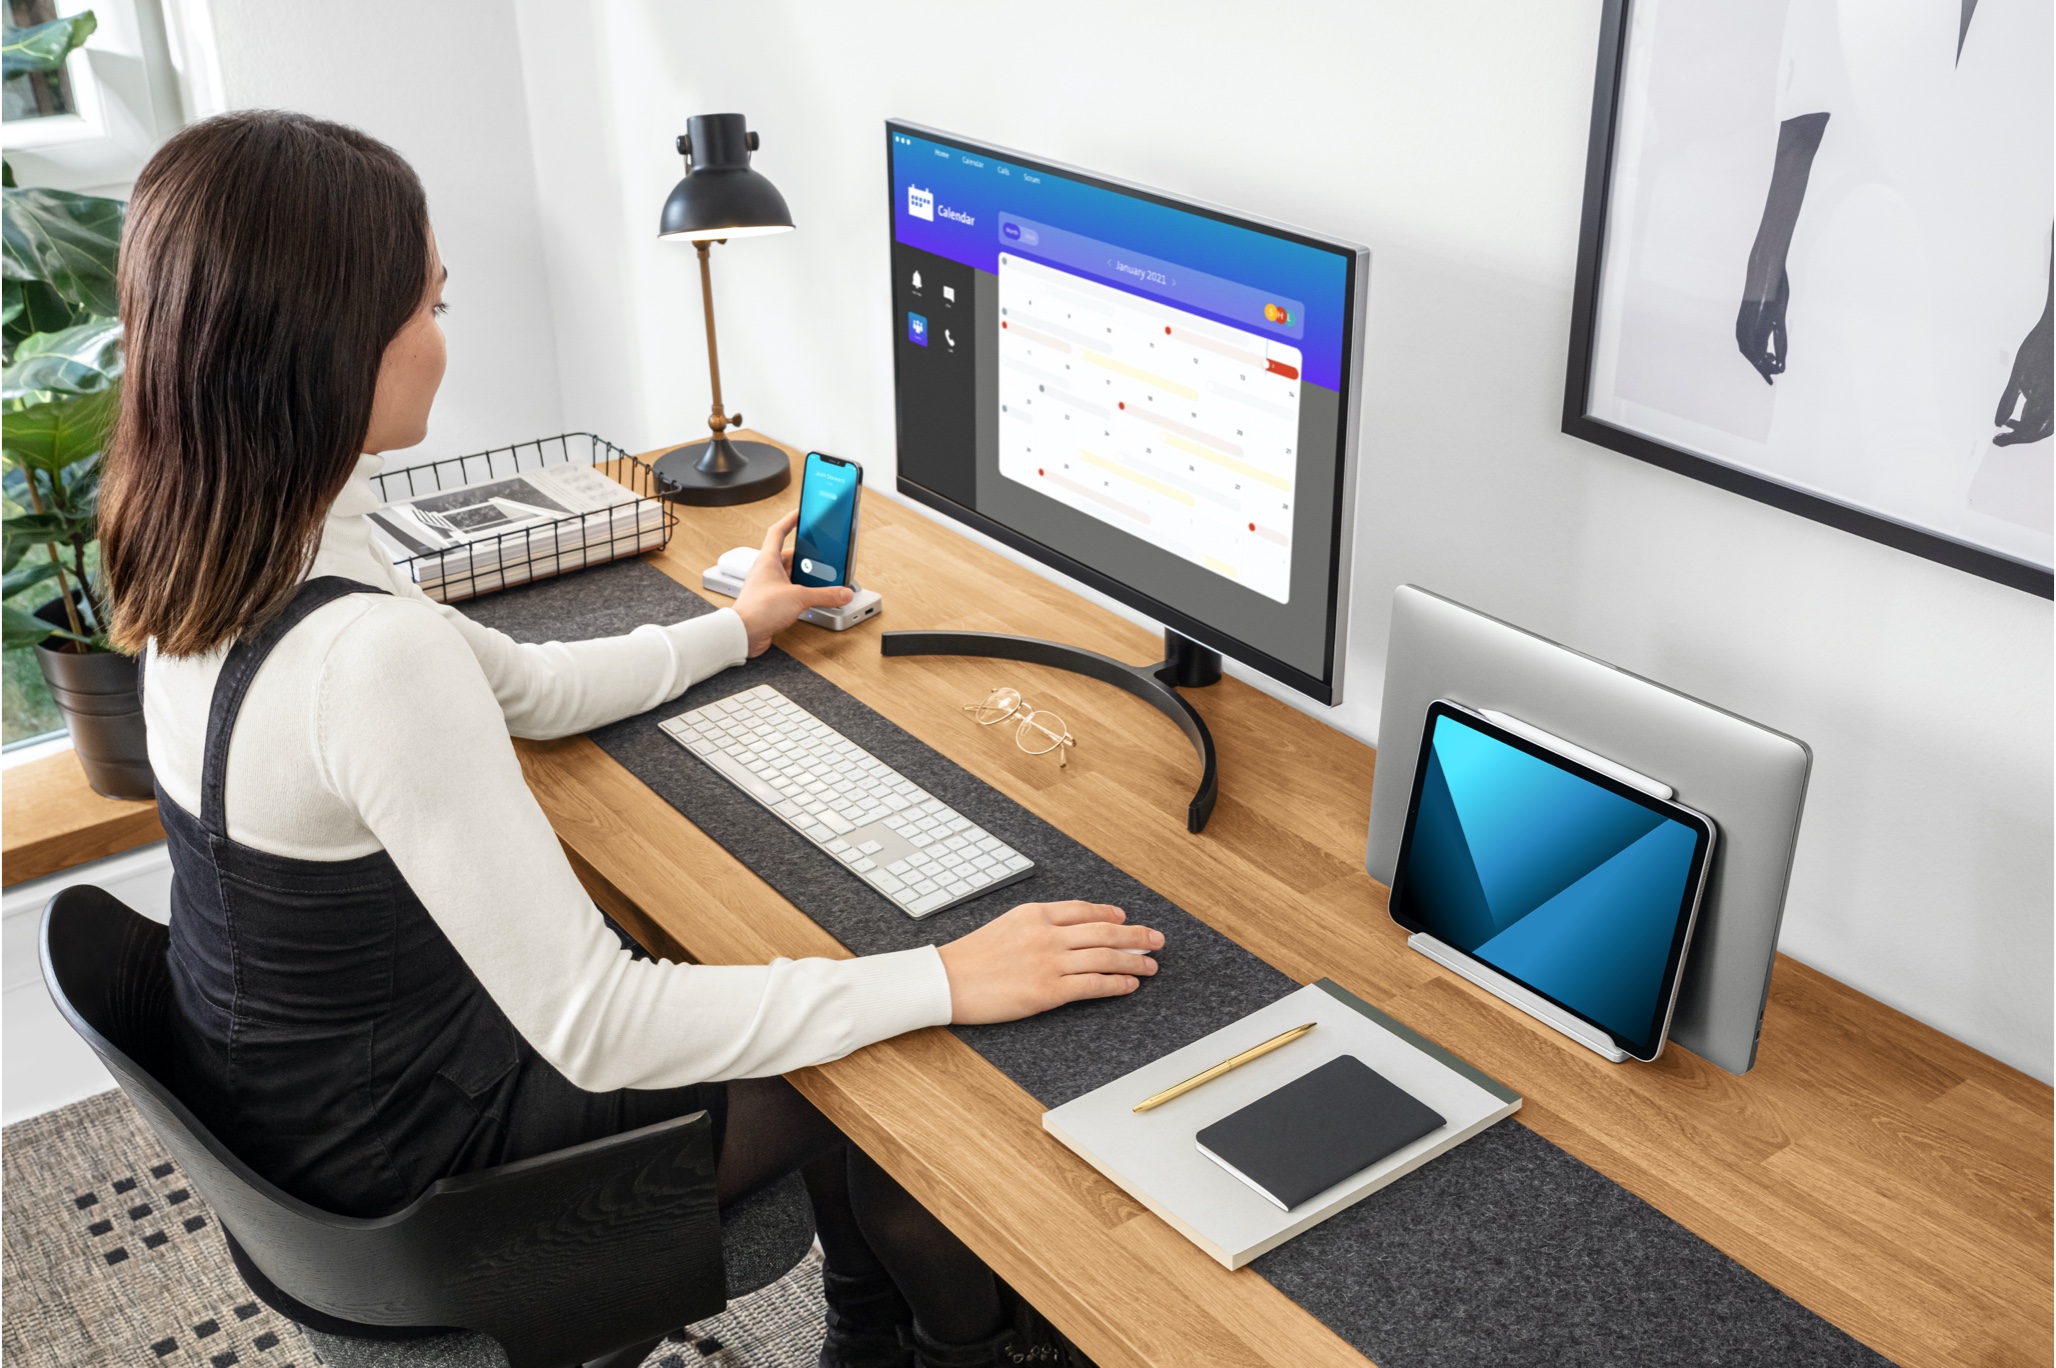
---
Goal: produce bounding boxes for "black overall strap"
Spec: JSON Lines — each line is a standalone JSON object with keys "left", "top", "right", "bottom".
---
{"left": 199, "top": 576, "right": 389, "bottom": 837}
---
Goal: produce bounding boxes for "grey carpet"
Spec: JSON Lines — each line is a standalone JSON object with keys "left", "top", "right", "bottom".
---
{"left": 462, "top": 557, "right": 1894, "bottom": 1368}
{"left": 1, "top": 1090, "right": 829, "bottom": 1368}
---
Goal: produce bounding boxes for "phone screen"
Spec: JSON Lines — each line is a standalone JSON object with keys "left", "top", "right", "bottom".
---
{"left": 793, "top": 452, "right": 861, "bottom": 589}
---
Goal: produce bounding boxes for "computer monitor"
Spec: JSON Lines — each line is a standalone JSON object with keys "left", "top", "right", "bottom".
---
{"left": 1364, "top": 585, "right": 1812, "bottom": 1074}
{"left": 883, "top": 121, "right": 1370, "bottom": 831}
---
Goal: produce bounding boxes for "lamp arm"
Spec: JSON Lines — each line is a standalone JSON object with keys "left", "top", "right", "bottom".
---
{"left": 696, "top": 240, "right": 741, "bottom": 434}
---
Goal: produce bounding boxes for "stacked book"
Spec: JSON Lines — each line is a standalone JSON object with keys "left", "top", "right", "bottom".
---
{"left": 369, "top": 462, "right": 668, "bottom": 602}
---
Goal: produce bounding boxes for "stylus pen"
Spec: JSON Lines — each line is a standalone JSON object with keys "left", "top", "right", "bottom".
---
{"left": 1132, "top": 1022, "right": 1318, "bottom": 1113}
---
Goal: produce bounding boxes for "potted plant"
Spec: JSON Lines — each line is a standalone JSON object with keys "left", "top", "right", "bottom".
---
{"left": 2, "top": 106, "right": 145, "bottom": 798}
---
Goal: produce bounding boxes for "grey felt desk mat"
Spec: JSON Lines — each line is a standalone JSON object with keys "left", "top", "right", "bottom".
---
{"left": 463, "top": 558, "right": 1889, "bottom": 1368}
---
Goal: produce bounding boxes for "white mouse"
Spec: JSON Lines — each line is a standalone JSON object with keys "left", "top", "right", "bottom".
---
{"left": 716, "top": 546, "right": 758, "bottom": 580}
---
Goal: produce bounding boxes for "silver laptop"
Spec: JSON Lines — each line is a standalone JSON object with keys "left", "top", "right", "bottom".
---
{"left": 1365, "top": 585, "right": 1811, "bottom": 1074}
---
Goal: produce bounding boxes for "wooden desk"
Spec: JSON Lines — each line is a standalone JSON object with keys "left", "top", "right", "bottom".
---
{"left": 4, "top": 433, "right": 2044, "bottom": 1364}
{"left": 517, "top": 433, "right": 2051, "bottom": 1368}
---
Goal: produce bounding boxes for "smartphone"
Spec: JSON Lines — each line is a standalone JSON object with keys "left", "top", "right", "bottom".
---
{"left": 792, "top": 452, "right": 862, "bottom": 589}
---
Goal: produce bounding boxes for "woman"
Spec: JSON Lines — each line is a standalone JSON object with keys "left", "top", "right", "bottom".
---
{"left": 99, "top": 110, "right": 1163, "bottom": 1368}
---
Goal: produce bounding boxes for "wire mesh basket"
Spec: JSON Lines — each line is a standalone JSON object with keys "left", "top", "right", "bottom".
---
{"left": 368, "top": 433, "right": 676, "bottom": 604}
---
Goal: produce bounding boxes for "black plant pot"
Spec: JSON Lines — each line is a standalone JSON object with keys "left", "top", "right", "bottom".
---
{"left": 32, "top": 596, "right": 153, "bottom": 801}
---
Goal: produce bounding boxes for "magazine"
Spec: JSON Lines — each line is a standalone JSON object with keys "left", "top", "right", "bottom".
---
{"left": 368, "top": 461, "right": 668, "bottom": 601}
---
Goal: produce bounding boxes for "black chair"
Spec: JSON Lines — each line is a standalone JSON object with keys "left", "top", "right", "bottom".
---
{"left": 41, "top": 885, "right": 816, "bottom": 1368}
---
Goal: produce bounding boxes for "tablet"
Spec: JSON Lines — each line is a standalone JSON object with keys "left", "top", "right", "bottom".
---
{"left": 1388, "top": 700, "right": 1717, "bottom": 1063}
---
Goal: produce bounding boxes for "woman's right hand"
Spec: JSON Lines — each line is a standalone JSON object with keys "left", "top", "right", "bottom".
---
{"left": 732, "top": 510, "right": 854, "bottom": 656}
{"left": 937, "top": 901, "right": 1162, "bottom": 1024}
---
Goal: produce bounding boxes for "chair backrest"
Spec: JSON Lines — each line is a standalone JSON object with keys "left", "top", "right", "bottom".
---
{"left": 41, "top": 885, "right": 728, "bottom": 1368}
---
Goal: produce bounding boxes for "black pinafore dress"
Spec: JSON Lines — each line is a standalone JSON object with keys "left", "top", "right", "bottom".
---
{"left": 157, "top": 576, "right": 722, "bottom": 1218}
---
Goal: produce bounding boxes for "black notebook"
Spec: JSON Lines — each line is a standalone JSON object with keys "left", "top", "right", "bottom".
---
{"left": 1194, "top": 1055, "right": 1448, "bottom": 1211}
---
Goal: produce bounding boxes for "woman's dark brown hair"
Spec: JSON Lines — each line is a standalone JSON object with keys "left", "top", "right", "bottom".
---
{"left": 101, "top": 110, "right": 431, "bottom": 657}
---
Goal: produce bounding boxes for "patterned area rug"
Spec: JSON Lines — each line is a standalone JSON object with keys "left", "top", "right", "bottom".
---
{"left": 2, "top": 1090, "right": 829, "bottom": 1368}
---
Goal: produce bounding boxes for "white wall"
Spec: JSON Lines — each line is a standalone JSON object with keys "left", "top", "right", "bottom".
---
{"left": 511, "top": 0, "right": 2054, "bottom": 1079}
{"left": 2, "top": 843, "right": 172, "bottom": 1123}
{"left": 194, "top": 0, "right": 563, "bottom": 465}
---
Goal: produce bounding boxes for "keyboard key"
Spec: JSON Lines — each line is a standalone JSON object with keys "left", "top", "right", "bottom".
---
{"left": 851, "top": 858, "right": 875, "bottom": 873}
{"left": 707, "top": 751, "right": 783, "bottom": 804}
{"left": 909, "top": 891, "right": 952, "bottom": 915}
{"left": 873, "top": 872, "right": 904, "bottom": 893}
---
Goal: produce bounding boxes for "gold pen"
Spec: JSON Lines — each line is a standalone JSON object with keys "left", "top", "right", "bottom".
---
{"left": 1132, "top": 1021, "right": 1318, "bottom": 1113}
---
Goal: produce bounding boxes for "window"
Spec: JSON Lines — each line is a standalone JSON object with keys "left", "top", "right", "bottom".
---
{"left": 4, "top": 1, "right": 88, "bottom": 123}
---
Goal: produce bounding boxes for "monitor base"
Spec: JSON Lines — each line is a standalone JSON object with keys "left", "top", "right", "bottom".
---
{"left": 880, "top": 628, "right": 1220, "bottom": 833}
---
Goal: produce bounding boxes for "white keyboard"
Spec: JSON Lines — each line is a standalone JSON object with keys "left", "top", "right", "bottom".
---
{"left": 660, "top": 685, "right": 1036, "bottom": 919}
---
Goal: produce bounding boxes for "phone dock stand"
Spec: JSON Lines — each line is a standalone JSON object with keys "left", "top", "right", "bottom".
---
{"left": 799, "top": 589, "right": 882, "bottom": 631}
{"left": 701, "top": 554, "right": 883, "bottom": 633}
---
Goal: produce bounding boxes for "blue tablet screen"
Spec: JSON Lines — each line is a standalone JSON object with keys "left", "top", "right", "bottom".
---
{"left": 1394, "top": 708, "right": 1707, "bottom": 1049}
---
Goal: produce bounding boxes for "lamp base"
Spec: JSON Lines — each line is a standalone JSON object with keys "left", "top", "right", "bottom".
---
{"left": 652, "top": 437, "right": 792, "bottom": 505}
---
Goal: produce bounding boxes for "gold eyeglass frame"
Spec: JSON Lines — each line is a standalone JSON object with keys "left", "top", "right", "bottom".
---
{"left": 962, "top": 687, "right": 1076, "bottom": 767}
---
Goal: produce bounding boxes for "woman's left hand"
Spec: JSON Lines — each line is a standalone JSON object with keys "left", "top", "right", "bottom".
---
{"left": 732, "top": 511, "right": 854, "bottom": 656}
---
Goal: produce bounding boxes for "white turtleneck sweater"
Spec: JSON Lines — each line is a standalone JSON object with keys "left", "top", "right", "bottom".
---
{"left": 142, "top": 454, "right": 954, "bottom": 1092}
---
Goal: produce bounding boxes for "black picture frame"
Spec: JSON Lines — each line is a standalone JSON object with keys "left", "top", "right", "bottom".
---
{"left": 1561, "top": 0, "right": 2053, "bottom": 600}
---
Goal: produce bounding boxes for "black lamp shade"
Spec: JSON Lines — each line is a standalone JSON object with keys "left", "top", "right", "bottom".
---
{"left": 659, "top": 113, "right": 793, "bottom": 240}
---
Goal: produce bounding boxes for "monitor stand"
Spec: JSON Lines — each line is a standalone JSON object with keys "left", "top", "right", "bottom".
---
{"left": 880, "top": 628, "right": 1221, "bottom": 833}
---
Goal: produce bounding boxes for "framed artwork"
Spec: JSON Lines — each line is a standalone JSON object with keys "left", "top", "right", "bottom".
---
{"left": 1564, "top": 0, "right": 2053, "bottom": 597}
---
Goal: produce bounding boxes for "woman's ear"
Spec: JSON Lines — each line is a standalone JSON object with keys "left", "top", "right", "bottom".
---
{"left": 363, "top": 259, "right": 448, "bottom": 455}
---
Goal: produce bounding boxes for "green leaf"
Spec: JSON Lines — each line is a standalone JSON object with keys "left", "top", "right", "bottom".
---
{"left": 1, "top": 13, "right": 96, "bottom": 80}
{"left": 3, "top": 278, "right": 68, "bottom": 358}
{"left": 0, "top": 186, "right": 123, "bottom": 349}
{"left": 57, "top": 459, "right": 100, "bottom": 546}
{"left": 1, "top": 315, "right": 119, "bottom": 406}
{"left": 0, "top": 383, "right": 113, "bottom": 470}
{"left": 2, "top": 554, "right": 60, "bottom": 598}
{"left": 2, "top": 599, "right": 56, "bottom": 649}
{"left": 3, "top": 509, "right": 69, "bottom": 545}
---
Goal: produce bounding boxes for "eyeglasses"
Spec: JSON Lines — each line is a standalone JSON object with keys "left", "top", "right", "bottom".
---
{"left": 963, "top": 687, "right": 1076, "bottom": 767}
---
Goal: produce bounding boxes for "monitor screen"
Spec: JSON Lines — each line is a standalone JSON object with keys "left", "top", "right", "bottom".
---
{"left": 886, "top": 122, "right": 1367, "bottom": 703}
{"left": 1389, "top": 702, "right": 1716, "bottom": 1059}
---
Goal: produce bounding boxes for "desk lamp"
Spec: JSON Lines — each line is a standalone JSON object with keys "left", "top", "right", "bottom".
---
{"left": 653, "top": 112, "right": 794, "bottom": 504}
